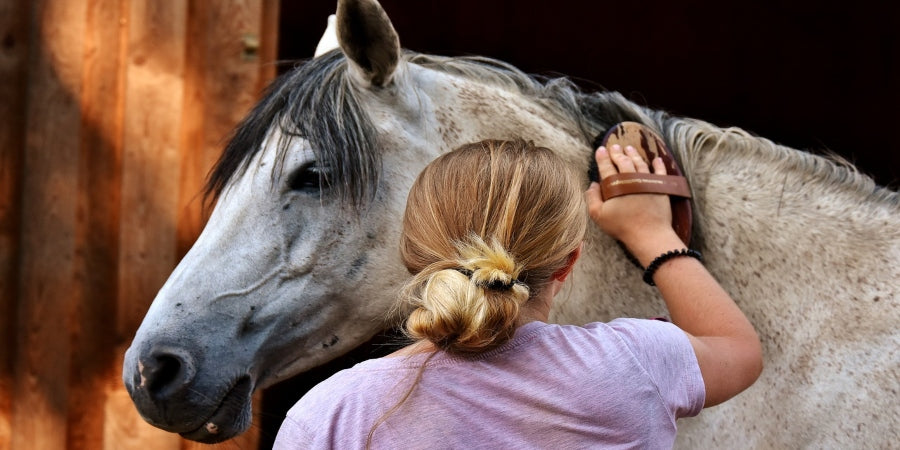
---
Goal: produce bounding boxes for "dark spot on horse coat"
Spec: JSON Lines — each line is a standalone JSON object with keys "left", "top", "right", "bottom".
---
{"left": 283, "top": 203, "right": 290, "bottom": 210}
{"left": 323, "top": 335, "right": 339, "bottom": 348}
{"left": 347, "top": 255, "right": 368, "bottom": 279}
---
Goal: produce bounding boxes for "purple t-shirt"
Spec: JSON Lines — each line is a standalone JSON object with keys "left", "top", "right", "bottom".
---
{"left": 274, "top": 319, "right": 704, "bottom": 449}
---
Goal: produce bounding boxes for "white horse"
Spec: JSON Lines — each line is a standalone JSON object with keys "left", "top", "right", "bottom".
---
{"left": 123, "top": 0, "right": 900, "bottom": 446}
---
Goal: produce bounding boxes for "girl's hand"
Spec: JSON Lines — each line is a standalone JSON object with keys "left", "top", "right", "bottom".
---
{"left": 584, "top": 144, "right": 679, "bottom": 254}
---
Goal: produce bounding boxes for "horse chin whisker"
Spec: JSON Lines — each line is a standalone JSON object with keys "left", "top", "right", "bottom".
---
{"left": 185, "top": 386, "right": 218, "bottom": 405}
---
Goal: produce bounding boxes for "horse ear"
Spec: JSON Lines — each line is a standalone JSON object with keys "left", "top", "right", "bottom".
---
{"left": 336, "top": 0, "right": 401, "bottom": 87}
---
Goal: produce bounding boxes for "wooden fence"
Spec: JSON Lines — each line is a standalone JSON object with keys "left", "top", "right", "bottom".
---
{"left": 0, "top": 0, "right": 280, "bottom": 448}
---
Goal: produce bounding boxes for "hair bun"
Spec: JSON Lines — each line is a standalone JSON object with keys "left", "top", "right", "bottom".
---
{"left": 402, "top": 236, "right": 531, "bottom": 354}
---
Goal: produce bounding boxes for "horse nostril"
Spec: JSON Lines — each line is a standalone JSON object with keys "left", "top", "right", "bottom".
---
{"left": 148, "top": 355, "right": 180, "bottom": 394}
{"left": 140, "top": 348, "right": 196, "bottom": 399}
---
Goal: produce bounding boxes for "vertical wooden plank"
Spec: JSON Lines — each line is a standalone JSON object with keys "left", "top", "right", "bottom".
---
{"left": 174, "top": 0, "right": 209, "bottom": 259}
{"left": 110, "top": 1, "right": 188, "bottom": 449}
{"left": 12, "top": 0, "right": 87, "bottom": 448}
{"left": 176, "top": 0, "right": 276, "bottom": 258}
{"left": 116, "top": 0, "right": 187, "bottom": 344}
{"left": 66, "top": 0, "right": 127, "bottom": 448}
{"left": 0, "top": 0, "right": 31, "bottom": 447}
{"left": 202, "top": 0, "right": 272, "bottom": 133}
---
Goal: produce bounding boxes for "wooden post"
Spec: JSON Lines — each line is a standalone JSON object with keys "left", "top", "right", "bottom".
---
{"left": 13, "top": 0, "right": 88, "bottom": 448}
{"left": 2, "top": 0, "right": 279, "bottom": 448}
{"left": 67, "top": 0, "right": 127, "bottom": 448}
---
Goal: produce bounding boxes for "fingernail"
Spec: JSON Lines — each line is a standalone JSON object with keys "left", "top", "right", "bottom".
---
{"left": 611, "top": 144, "right": 621, "bottom": 151}
{"left": 625, "top": 146, "right": 636, "bottom": 153}
{"left": 597, "top": 146, "right": 607, "bottom": 155}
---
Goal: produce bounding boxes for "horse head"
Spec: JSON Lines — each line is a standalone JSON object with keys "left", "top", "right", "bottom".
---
{"left": 122, "top": 0, "right": 413, "bottom": 442}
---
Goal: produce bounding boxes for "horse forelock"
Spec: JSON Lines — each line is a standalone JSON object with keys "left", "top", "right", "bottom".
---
{"left": 204, "top": 49, "right": 379, "bottom": 209}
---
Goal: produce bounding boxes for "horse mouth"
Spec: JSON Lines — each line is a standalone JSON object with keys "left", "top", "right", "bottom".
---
{"left": 179, "top": 376, "right": 254, "bottom": 443}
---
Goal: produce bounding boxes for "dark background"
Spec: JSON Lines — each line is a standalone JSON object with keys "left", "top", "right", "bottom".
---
{"left": 279, "top": 0, "right": 899, "bottom": 188}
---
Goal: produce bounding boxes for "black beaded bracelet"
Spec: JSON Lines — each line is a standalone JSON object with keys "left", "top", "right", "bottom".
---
{"left": 642, "top": 249, "right": 703, "bottom": 286}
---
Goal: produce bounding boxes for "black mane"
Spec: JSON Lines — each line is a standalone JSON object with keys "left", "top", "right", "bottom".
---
{"left": 204, "top": 50, "right": 379, "bottom": 207}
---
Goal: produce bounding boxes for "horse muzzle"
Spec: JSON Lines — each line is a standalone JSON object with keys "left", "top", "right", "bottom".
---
{"left": 122, "top": 343, "right": 254, "bottom": 443}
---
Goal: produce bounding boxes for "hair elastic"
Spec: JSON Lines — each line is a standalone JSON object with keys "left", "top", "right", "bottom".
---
{"left": 454, "top": 268, "right": 524, "bottom": 291}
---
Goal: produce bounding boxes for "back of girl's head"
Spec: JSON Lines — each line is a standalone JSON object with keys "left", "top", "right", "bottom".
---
{"left": 399, "top": 139, "right": 587, "bottom": 355}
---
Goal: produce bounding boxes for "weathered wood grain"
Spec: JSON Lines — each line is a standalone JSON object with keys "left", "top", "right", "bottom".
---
{"left": 176, "top": 0, "right": 270, "bottom": 258}
{"left": 4, "top": 1, "right": 278, "bottom": 448}
{"left": 66, "top": 0, "right": 127, "bottom": 448}
{"left": 13, "top": 0, "right": 87, "bottom": 448}
{"left": 112, "top": 2, "right": 189, "bottom": 448}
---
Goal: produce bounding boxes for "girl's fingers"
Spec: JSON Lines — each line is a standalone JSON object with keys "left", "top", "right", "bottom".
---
{"left": 608, "top": 144, "right": 636, "bottom": 173}
{"left": 651, "top": 156, "right": 667, "bottom": 175}
{"left": 595, "top": 146, "right": 618, "bottom": 179}
{"left": 626, "top": 146, "right": 650, "bottom": 173}
{"left": 597, "top": 144, "right": 666, "bottom": 178}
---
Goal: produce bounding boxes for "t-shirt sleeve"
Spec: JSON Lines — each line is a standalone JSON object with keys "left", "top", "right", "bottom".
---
{"left": 606, "top": 318, "right": 706, "bottom": 418}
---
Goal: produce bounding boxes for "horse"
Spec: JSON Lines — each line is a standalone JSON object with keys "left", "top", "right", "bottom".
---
{"left": 122, "top": 0, "right": 900, "bottom": 447}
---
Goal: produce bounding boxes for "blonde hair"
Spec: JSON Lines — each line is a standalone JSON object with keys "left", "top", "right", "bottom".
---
{"left": 398, "top": 139, "right": 587, "bottom": 354}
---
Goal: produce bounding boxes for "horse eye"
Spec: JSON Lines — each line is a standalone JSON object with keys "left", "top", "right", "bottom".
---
{"left": 287, "top": 163, "right": 330, "bottom": 193}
